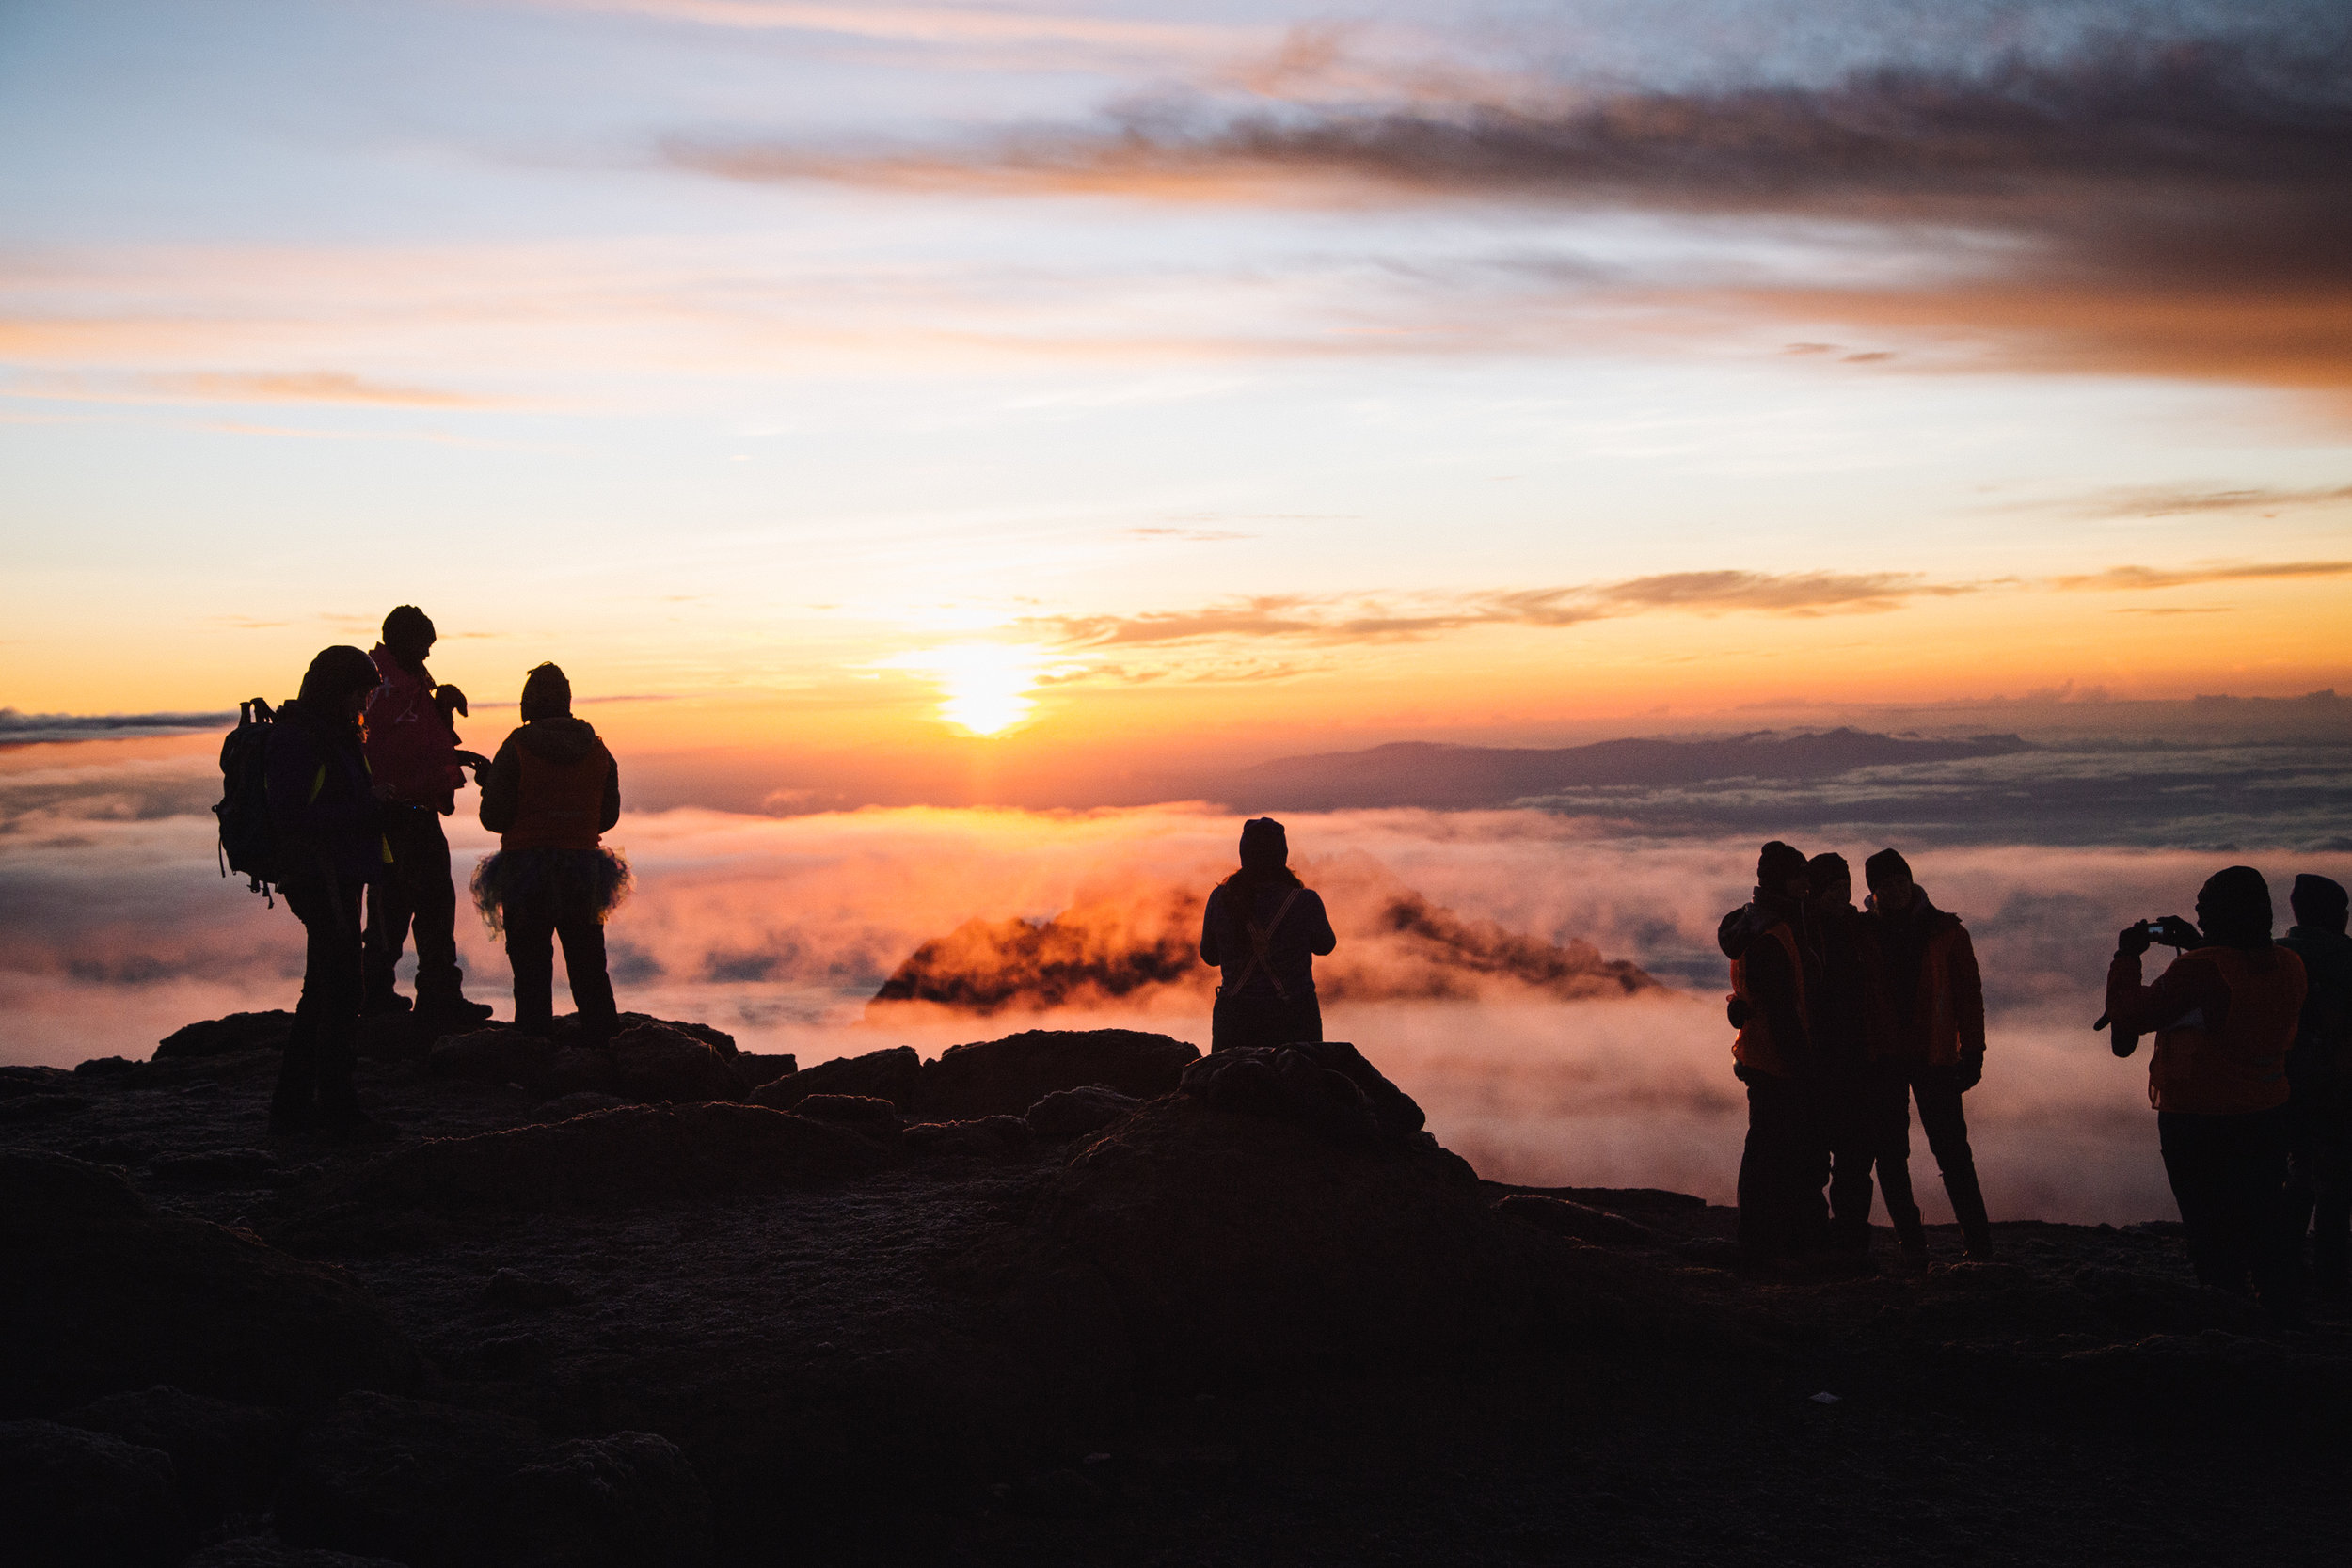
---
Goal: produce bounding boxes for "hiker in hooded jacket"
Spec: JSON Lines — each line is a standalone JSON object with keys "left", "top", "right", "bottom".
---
{"left": 265, "top": 645, "right": 398, "bottom": 1140}
{"left": 1866, "top": 847, "right": 1995, "bottom": 1260}
{"left": 1720, "top": 841, "right": 1830, "bottom": 1262}
{"left": 361, "top": 604, "right": 493, "bottom": 1030}
{"left": 471, "top": 662, "right": 628, "bottom": 1044}
{"left": 2280, "top": 874, "right": 2350, "bottom": 1310}
{"left": 1200, "top": 816, "right": 1337, "bottom": 1052}
{"left": 1804, "top": 851, "right": 1921, "bottom": 1260}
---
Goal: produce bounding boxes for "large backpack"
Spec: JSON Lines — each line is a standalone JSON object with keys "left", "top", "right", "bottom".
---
{"left": 215, "top": 698, "right": 280, "bottom": 900}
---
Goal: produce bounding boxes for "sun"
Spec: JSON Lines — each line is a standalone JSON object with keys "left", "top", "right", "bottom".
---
{"left": 914, "top": 643, "right": 1049, "bottom": 737}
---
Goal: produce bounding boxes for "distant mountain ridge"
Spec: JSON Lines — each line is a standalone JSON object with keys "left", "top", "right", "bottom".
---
{"left": 1222, "top": 727, "right": 2034, "bottom": 811}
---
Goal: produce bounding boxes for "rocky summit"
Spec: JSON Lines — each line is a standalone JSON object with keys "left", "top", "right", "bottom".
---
{"left": 3, "top": 1015, "right": 2348, "bottom": 1567}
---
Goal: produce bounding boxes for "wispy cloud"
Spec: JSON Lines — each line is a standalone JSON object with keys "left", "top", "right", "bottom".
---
{"left": 2052, "top": 561, "right": 2352, "bottom": 592}
{"left": 8, "top": 370, "right": 493, "bottom": 408}
{"left": 2077, "top": 483, "right": 2352, "bottom": 519}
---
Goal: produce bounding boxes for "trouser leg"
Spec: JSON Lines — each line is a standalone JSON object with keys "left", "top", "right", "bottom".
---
{"left": 1914, "top": 1068, "right": 1993, "bottom": 1254}
{"left": 2312, "top": 1110, "right": 2352, "bottom": 1294}
{"left": 360, "top": 875, "right": 412, "bottom": 1007}
{"left": 1872, "top": 1070, "right": 1926, "bottom": 1246}
{"left": 2161, "top": 1112, "right": 2246, "bottom": 1292}
{"left": 2237, "top": 1106, "right": 2300, "bottom": 1315}
{"left": 506, "top": 908, "right": 558, "bottom": 1032}
{"left": 556, "top": 915, "right": 617, "bottom": 1039}
{"left": 1825, "top": 1080, "right": 1877, "bottom": 1250}
{"left": 1740, "top": 1074, "right": 1820, "bottom": 1259}
{"left": 277, "top": 882, "right": 363, "bottom": 1124}
{"left": 383, "top": 806, "right": 464, "bottom": 1005}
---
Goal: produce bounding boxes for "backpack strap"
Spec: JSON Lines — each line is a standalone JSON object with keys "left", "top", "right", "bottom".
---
{"left": 1226, "top": 887, "right": 1304, "bottom": 1002}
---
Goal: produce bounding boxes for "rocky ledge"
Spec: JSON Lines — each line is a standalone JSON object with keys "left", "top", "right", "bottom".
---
{"left": 3, "top": 1021, "right": 2348, "bottom": 1567}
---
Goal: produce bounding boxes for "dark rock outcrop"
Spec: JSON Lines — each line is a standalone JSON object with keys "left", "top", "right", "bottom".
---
{"left": 56, "top": 1385, "right": 288, "bottom": 1528}
{"left": 791, "top": 1093, "right": 903, "bottom": 1145}
{"left": 1494, "top": 1194, "right": 1657, "bottom": 1246}
{"left": 428, "top": 1016, "right": 750, "bottom": 1104}
{"left": 296, "top": 1103, "right": 893, "bottom": 1214}
{"left": 913, "top": 1029, "right": 1198, "bottom": 1120}
{"left": 749, "top": 1044, "right": 922, "bottom": 1111}
{"left": 1025, "top": 1085, "right": 1140, "bottom": 1140}
{"left": 156, "top": 1011, "right": 294, "bottom": 1061}
{"left": 0, "top": 1152, "right": 422, "bottom": 1416}
{"left": 903, "top": 1115, "right": 1032, "bottom": 1158}
{"left": 278, "top": 1391, "right": 712, "bottom": 1568}
{"left": 606, "top": 1022, "right": 742, "bottom": 1104}
{"left": 1177, "top": 1039, "right": 1429, "bottom": 1147}
{"left": 0, "top": 1418, "right": 186, "bottom": 1568}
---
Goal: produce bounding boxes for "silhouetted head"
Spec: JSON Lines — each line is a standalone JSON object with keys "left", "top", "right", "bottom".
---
{"left": 296, "top": 645, "right": 382, "bottom": 725}
{"left": 2196, "top": 865, "right": 2273, "bottom": 948}
{"left": 1804, "top": 852, "right": 1851, "bottom": 911}
{"left": 382, "top": 604, "right": 436, "bottom": 665}
{"left": 2292, "top": 874, "right": 2349, "bottom": 933}
{"left": 1224, "top": 816, "right": 1302, "bottom": 890}
{"left": 1865, "top": 847, "right": 1915, "bottom": 914}
{"left": 520, "top": 662, "right": 572, "bottom": 721}
{"left": 1756, "top": 841, "right": 1807, "bottom": 901}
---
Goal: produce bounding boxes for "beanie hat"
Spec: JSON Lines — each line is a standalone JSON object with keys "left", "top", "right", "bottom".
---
{"left": 1864, "top": 847, "right": 1913, "bottom": 888}
{"left": 2197, "top": 865, "right": 2272, "bottom": 944}
{"left": 1805, "top": 851, "right": 1850, "bottom": 886}
{"left": 2290, "top": 873, "right": 2348, "bottom": 931}
{"left": 297, "top": 644, "right": 382, "bottom": 712}
{"left": 1239, "top": 817, "right": 1288, "bottom": 874}
{"left": 520, "top": 662, "right": 572, "bottom": 721}
{"left": 1756, "top": 841, "right": 1806, "bottom": 889}
{"left": 382, "top": 604, "right": 436, "bottom": 651}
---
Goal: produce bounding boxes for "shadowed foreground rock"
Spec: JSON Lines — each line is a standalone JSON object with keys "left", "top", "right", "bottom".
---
{"left": 751, "top": 1029, "right": 1199, "bottom": 1120}
{"left": 0, "top": 1151, "right": 422, "bottom": 1416}
{"left": 0, "top": 1418, "right": 186, "bottom": 1568}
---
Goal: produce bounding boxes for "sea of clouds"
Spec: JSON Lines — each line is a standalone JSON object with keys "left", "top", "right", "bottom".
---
{"left": 5, "top": 734, "right": 2347, "bottom": 1226}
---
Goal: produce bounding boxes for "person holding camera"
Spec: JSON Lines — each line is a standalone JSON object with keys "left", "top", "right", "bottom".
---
{"left": 2107, "top": 866, "right": 2308, "bottom": 1317}
{"left": 2281, "top": 874, "right": 2352, "bottom": 1310}
{"left": 1865, "top": 848, "right": 1994, "bottom": 1260}
{"left": 1718, "top": 840, "right": 1830, "bottom": 1263}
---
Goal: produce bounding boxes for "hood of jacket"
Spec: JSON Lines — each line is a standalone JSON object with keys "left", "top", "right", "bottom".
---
{"left": 518, "top": 715, "right": 600, "bottom": 764}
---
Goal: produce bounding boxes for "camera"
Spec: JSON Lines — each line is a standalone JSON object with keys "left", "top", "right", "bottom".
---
{"left": 2132, "top": 916, "right": 2197, "bottom": 948}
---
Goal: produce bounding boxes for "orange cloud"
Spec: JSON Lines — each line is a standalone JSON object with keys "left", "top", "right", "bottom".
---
{"left": 2051, "top": 561, "right": 2352, "bottom": 592}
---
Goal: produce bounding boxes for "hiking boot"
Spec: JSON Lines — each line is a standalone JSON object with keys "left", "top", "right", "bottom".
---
{"left": 359, "top": 991, "right": 413, "bottom": 1017}
{"left": 414, "top": 995, "right": 495, "bottom": 1032}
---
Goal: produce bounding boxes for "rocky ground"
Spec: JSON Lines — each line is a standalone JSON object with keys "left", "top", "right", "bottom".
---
{"left": 4, "top": 1011, "right": 2348, "bottom": 1567}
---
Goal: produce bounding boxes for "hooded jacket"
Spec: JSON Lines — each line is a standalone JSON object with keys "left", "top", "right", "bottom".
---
{"left": 1719, "top": 891, "right": 1812, "bottom": 1078}
{"left": 1874, "top": 889, "right": 1985, "bottom": 1068}
{"left": 2280, "top": 924, "right": 2352, "bottom": 1107}
{"left": 363, "top": 644, "right": 467, "bottom": 807}
{"left": 1200, "top": 878, "right": 1336, "bottom": 1003}
{"left": 2107, "top": 940, "right": 2307, "bottom": 1115}
{"left": 1807, "top": 902, "right": 1898, "bottom": 1074}
{"left": 265, "top": 701, "right": 386, "bottom": 888}
{"left": 479, "top": 716, "right": 619, "bottom": 850}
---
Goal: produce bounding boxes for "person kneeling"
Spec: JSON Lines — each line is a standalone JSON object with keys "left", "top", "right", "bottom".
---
{"left": 472, "top": 663, "right": 628, "bottom": 1042}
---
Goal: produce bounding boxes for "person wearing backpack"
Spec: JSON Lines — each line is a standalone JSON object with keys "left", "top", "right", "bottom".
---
{"left": 265, "top": 645, "right": 397, "bottom": 1140}
{"left": 471, "top": 663, "right": 628, "bottom": 1043}
{"left": 1199, "top": 817, "right": 1336, "bottom": 1052}
{"left": 361, "top": 604, "right": 494, "bottom": 1030}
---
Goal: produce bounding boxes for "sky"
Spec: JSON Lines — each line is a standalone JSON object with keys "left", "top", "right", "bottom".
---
{"left": 3, "top": 0, "right": 2349, "bottom": 780}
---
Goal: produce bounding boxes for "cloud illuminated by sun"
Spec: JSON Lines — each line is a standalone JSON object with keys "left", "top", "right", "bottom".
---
{"left": 884, "top": 643, "right": 1060, "bottom": 736}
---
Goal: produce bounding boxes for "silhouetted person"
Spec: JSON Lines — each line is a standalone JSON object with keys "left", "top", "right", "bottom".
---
{"left": 1200, "top": 817, "right": 1335, "bottom": 1052}
{"left": 2107, "top": 866, "right": 2307, "bottom": 1318}
{"left": 265, "top": 646, "right": 396, "bottom": 1140}
{"left": 2280, "top": 874, "right": 2352, "bottom": 1309}
{"left": 1867, "top": 847, "right": 1994, "bottom": 1260}
{"left": 361, "top": 605, "right": 493, "bottom": 1028}
{"left": 1719, "top": 841, "right": 1829, "bottom": 1262}
{"left": 1807, "top": 852, "right": 1921, "bottom": 1260}
{"left": 474, "top": 663, "right": 626, "bottom": 1041}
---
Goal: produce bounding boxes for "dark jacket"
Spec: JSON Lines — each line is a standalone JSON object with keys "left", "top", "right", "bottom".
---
{"left": 479, "top": 717, "right": 620, "bottom": 849}
{"left": 2281, "top": 924, "right": 2352, "bottom": 1108}
{"left": 265, "top": 702, "right": 384, "bottom": 889}
{"left": 1807, "top": 903, "right": 1897, "bottom": 1077}
{"left": 363, "top": 644, "right": 466, "bottom": 807}
{"left": 1874, "top": 889, "right": 1985, "bottom": 1066}
{"left": 1200, "top": 879, "right": 1336, "bottom": 1002}
{"left": 1719, "top": 891, "right": 1814, "bottom": 1078}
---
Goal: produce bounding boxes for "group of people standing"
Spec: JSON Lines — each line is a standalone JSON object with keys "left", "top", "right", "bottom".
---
{"left": 262, "top": 608, "right": 628, "bottom": 1138}
{"left": 1719, "top": 842, "right": 1993, "bottom": 1267}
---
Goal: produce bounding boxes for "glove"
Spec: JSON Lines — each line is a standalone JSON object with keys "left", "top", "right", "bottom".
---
{"left": 1958, "top": 1050, "right": 1984, "bottom": 1091}
{"left": 434, "top": 684, "right": 469, "bottom": 720}
{"left": 2117, "top": 922, "right": 2153, "bottom": 958}
{"left": 1726, "top": 995, "right": 1750, "bottom": 1029}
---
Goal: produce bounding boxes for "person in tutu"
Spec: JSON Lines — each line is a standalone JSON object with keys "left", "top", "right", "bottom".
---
{"left": 472, "top": 663, "right": 628, "bottom": 1041}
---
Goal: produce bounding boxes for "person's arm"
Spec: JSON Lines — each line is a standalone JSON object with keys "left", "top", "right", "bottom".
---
{"left": 1951, "top": 926, "right": 1987, "bottom": 1059}
{"left": 1199, "top": 888, "right": 1224, "bottom": 968}
{"left": 599, "top": 749, "right": 621, "bottom": 833}
{"left": 478, "top": 735, "right": 521, "bottom": 833}
{"left": 1304, "top": 890, "right": 1336, "bottom": 957}
{"left": 2106, "top": 944, "right": 2230, "bottom": 1037}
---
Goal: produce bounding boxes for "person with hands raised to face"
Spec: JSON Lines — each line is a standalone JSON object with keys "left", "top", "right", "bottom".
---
{"left": 2107, "top": 866, "right": 2309, "bottom": 1320}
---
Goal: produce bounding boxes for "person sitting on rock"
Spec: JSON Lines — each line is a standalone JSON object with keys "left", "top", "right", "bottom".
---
{"left": 360, "top": 603, "right": 494, "bottom": 1030}
{"left": 2107, "top": 865, "right": 2308, "bottom": 1320}
{"left": 1719, "top": 840, "right": 1828, "bottom": 1264}
{"left": 1200, "top": 817, "right": 1336, "bottom": 1052}
{"left": 471, "top": 662, "right": 627, "bottom": 1043}
{"left": 265, "top": 645, "right": 398, "bottom": 1141}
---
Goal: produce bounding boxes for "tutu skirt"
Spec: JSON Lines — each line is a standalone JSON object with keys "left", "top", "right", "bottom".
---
{"left": 471, "top": 846, "right": 632, "bottom": 935}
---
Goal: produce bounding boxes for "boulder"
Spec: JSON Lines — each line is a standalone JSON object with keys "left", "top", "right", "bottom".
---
{"left": 791, "top": 1094, "right": 903, "bottom": 1145}
{"left": 0, "top": 1064, "right": 77, "bottom": 1099}
{"left": 750, "top": 1045, "right": 922, "bottom": 1112}
{"left": 1025, "top": 1085, "right": 1141, "bottom": 1141}
{"left": 533, "top": 1091, "right": 630, "bottom": 1122}
{"left": 903, "top": 1116, "right": 1033, "bottom": 1158}
{"left": 278, "top": 1394, "right": 710, "bottom": 1568}
{"left": 0, "top": 1152, "right": 423, "bottom": 1416}
{"left": 0, "top": 1418, "right": 186, "bottom": 1568}
{"left": 607, "top": 1022, "right": 742, "bottom": 1104}
{"left": 1029, "top": 1096, "right": 1533, "bottom": 1388}
{"left": 73, "top": 1055, "right": 142, "bottom": 1078}
{"left": 56, "top": 1385, "right": 288, "bottom": 1527}
{"left": 299, "top": 1103, "right": 893, "bottom": 1212}
{"left": 1177, "top": 1040, "right": 1427, "bottom": 1146}
{"left": 1493, "top": 1194, "right": 1656, "bottom": 1246}
{"left": 156, "top": 1011, "right": 294, "bottom": 1061}
{"left": 735, "top": 1053, "right": 797, "bottom": 1090}
{"left": 429, "top": 1028, "right": 558, "bottom": 1085}
{"left": 912, "top": 1029, "right": 1199, "bottom": 1121}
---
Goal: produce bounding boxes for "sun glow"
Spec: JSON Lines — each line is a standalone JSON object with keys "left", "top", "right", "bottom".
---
{"left": 901, "top": 643, "right": 1053, "bottom": 736}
